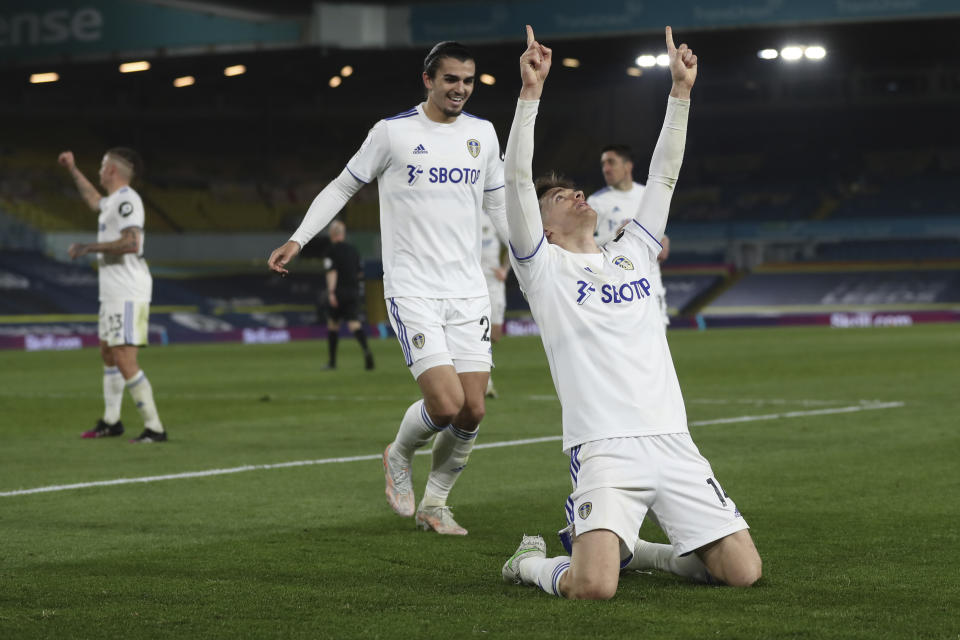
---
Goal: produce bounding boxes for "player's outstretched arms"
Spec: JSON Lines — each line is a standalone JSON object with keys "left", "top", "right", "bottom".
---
{"left": 504, "top": 25, "right": 553, "bottom": 259}
{"left": 58, "top": 150, "right": 102, "bottom": 212}
{"left": 634, "top": 27, "right": 696, "bottom": 241}
{"left": 268, "top": 240, "right": 301, "bottom": 275}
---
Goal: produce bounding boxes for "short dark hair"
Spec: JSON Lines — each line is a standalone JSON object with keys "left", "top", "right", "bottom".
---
{"left": 601, "top": 144, "right": 633, "bottom": 163}
{"left": 106, "top": 146, "right": 143, "bottom": 180}
{"left": 423, "top": 41, "right": 474, "bottom": 78}
{"left": 535, "top": 171, "right": 577, "bottom": 202}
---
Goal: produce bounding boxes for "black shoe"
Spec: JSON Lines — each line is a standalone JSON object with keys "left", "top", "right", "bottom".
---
{"left": 130, "top": 428, "right": 168, "bottom": 443}
{"left": 81, "top": 419, "right": 124, "bottom": 439}
{"left": 364, "top": 353, "right": 375, "bottom": 370}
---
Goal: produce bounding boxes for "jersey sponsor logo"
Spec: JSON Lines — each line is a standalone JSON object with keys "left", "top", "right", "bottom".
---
{"left": 427, "top": 166, "right": 481, "bottom": 185}
{"left": 578, "top": 502, "right": 592, "bottom": 519}
{"left": 406, "top": 164, "right": 424, "bottom": 185}
{"left": 612, "top": 255, "right": 634, "bottom": 270}
{"left": 118, "top": 201, "right": 134, "bottom": 217}
{"left": 466, "top": 138, "right": 480, "bottom": 158}
{"left": 599, "top": 278, "right": 652, "bottom": 304}
{"left": 575, "top": 280, "right": 596, "bottom": 305}
{"left": 412, "top": 143, "right": 428, "bottom": 155}
{"left": 412, "top": 333, "right": 425, "bottom": 349}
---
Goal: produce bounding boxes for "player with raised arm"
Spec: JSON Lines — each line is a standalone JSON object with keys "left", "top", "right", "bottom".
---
{"left": 267, "top": 42, "right": 507, "bottom": 535}
{"left": 500, "top": 26, "right": 761, "bottom": 599}
{"left": 58, "top": 148, "right": 168, "bottom": 443}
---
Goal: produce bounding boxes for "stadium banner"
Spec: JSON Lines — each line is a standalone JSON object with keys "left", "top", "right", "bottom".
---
{"left": 409, "top": 0, "right": 960, "bottom": 43}
{"left": 0, "top": 0, "right": 303, "bottom": 63}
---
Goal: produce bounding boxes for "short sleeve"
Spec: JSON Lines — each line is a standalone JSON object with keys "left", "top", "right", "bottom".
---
{"left": 345, "top": 121, "right": 390, "bottom": 184}
{"left": 116, "top": 193, "right": 145, "bottom": 230}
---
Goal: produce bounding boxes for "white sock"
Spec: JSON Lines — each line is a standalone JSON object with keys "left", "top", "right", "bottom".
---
{"left": 625, "top": 540, "right": 714, "bottom": 584}
{"left": 102, "top": 366, "right": 124, "bottom": 424}
{"left": 422, "top": 426, "right": 476, "bottom": 507}
{"left": 519, "top": 556, "right": 571, "bottom": 597}
{"left": 125, "top": 371, "right": 164, "bottom": 432}
{"left": 391, "top": 399, "right": 447, "bottom": 461}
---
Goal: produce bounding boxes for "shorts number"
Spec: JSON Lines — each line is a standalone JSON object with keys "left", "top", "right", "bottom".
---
{"left": 109, "top": 313, "right": 123, "bottom": 337}
{"left": 479, "top": 315, "right": 490, "bottom": 342}
{"left": 706, "top": 477, "right": 728, "bottom": 507}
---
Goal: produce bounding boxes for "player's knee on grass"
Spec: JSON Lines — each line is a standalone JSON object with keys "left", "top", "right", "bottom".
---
{"left": 699, "top": 530, "right": 762, "bottom": 587}
{"left": 561, "top": 567, "right": 619, "bottom": 600}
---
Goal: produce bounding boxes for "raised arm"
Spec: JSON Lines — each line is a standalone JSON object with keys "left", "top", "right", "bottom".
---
{"left": 58, "top": 151, "right": 103, "bottom": 212}
{"left": 504, "top": 25, "right": 553, "bottom": 260}
{"left": 634, "top": 27, "right": 697, "bottom": 241}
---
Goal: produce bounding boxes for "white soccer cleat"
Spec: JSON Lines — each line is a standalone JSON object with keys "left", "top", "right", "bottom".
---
{"left": 485, "top": 377, "right": 498, "bottom": 399}
{"left": 383, "top": 445, "right": 415, "bottom": 517}
{"left": 502, "top": 534, "right": 547, "bottom": 584}
{"left": 415, "top": 504, "right": 468, "bottom": 535}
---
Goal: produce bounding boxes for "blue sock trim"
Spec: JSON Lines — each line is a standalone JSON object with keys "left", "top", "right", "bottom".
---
{"left": 551, "top": 561, "right": 571, "bottom": 596}
{"left": 420, "top": 403, "right": 447, "bottom": 432}
{"left": 125, "top": 371, "right": 146, "bottom": 388}
{"left": 103, "top": 366, "right": 121, "bottom": 375}
{"left": 449, "top": 426, "right": 477, "bottom": 441}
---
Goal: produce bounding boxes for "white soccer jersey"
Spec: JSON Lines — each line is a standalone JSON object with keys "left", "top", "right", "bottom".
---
{"left": 511, "top": 224, "right": 687, "bottom": 450}
{"left": 345, "top": 104, "right": 505, "bottom": 299}
{"left": 97, "top": 186, "right": 151, "bottom": 302}
{"left": 588, "top": 182, "right": 645, "bottom": 246}
{"left": 480, "top": 210, "right": 505, "bottom": 285}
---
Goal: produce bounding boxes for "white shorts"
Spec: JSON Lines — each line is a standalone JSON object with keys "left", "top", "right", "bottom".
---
{"left": 485, "top": 278, "right": 506, "bottom": 326}
{"left": 386, "top": 296, "right": 493, "bottom": 379}
{"left": 99, "top": 300, "right": 150, "bottom": 347}
{"left": 565, "top": 434, "right": 748, "bottom": 557}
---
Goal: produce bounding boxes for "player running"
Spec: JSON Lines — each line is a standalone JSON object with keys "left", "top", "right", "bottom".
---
{"left": 268, "top": 41, "right": 506, "bottom": 535}
{"left": 58, "top": 148, "right": 168, "bottom": 443}
{"left": 499, "top": 26, "right": 761, "bottom": 599}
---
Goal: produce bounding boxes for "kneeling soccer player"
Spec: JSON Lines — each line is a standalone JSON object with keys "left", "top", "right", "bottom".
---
{"left": 499, "top": 26, "right": 761, "bottom": 599}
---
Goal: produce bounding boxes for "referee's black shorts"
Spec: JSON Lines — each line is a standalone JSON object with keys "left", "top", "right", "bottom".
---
{"left": 328, "top": 294, "right": 360, "bottom": 323}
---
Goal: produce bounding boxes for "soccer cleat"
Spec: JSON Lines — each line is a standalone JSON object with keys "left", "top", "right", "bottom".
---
{"left": 415, "top": 504, "right": 468, "bottom": 536}
{"left": 383, "top": 445, "right": 415, "bottom": 517}
{"left": 502, "top": 534, "right": 547, "bottom": 583}
{"left": 485, "top": 377, "right": 498, "bottom": 399}
{"left": 81, "top": 419, "right": 124, "bottom": 439}
{"left": 364, "top": 353, "right": 375, "bottom": 370}
{"left": 130, "top": 428, "right": 167, "bottom": 443}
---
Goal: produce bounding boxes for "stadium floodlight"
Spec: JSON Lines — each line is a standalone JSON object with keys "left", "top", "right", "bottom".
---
{"left": 224, "top": 65, "right": 246, "bottom": 77}
{"left": 656, "top": 54, "right": 669, "bottom": 67}
{"left": 626, "top": 67, "right": 642, "bottom": 77}
{"left": 561, "top": 57, "right": 580, "bottom": 68}
{"left": 804, "top": 45, "right": 827, "bottom": 60}
{"left": 757, "top": 48, "right": 778, "bottom": 60}
{"left": 341, "top": 65, "right": 354, "bottom": 77}
{"left": 329, "top": 75, "right": 342, "bottom": 88}
{"left": 30, "top": 72, "right": 59, "bottom": 84}
{"left": 119, "top": 61, "right": 150, "bottom": 73}
{"left": 173, "top": 76, "right": 195, "bottom": 88}
{"left": 480, "top": 73, "right": 495, "bottom": 85}
{"left": 636, "top": 55, "right": 656, "bottom": 68}
{"left": 780, "top": 46, "right": 804, "bottom": 61}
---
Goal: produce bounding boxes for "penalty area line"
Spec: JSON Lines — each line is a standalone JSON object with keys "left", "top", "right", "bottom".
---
{"left": 0, "top": 402, "right": 903, "bottom": 498}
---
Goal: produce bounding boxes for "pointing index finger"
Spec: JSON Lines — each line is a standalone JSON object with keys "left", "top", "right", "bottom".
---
{"left": 526, "top": 24, "right": 535, "bottom": 47}
{"left": 665, "top": 25, "right": 676, "bottom": 53}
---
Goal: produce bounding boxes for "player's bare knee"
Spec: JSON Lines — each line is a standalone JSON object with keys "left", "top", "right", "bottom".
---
{"left": 725, "top": 558, "right": 762, "bottom": 587}
{"left": 565, "top": 576, "right": 617, "bottom": 600}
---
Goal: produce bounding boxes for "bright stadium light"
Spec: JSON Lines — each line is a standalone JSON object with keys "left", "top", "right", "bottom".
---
{"left": 656, "top": 54, "right": 670, "bottom": 67}
{"left": 780, "top": 46, "right": 804, "bottom": 61}
{"left": 329, "top": 75, "right": 342, "bottom": 88}
{"left": 562, "top": 57, "right": 580, "bottom": 68}
{"left": 173, "top": 75, "right": 195, "bottom": 88}
{"left": 30, "top": 72, "right": 59, "bottom": 84}
{"left": 626, "top": 67, "right": 642, "bottom": 77}
{"left": 224, "top": 65, "right": 246, "bottom": 77}
{"left": 636, "top": 55, "right": 656, "bottom": 68}
{"left": 480, "top": 73, "right": 495, "bottom": 85}
{"left": 341, "top": 65, "right": 353, "bottom": 77}
{"left": 757, "top": 48, "right": 778, "bottom": 60}
{"left": 119, "top": 61, "right": 150, "bottom": 73}
{"left": 804, "top": 45, "right": 827, "bottom": 60}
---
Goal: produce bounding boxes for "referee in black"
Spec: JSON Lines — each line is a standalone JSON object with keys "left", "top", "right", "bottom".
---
{"left": 323, "top": 220, "right": 374, "bottom": 370}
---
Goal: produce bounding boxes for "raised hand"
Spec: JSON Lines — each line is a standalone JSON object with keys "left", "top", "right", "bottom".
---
{"left": 665, "top": 26, "right": 697, "bottom": 98}
{"left": 58, "top": 151, "right": 75, "bottom": 169}
{"left": 519, "top": 24, "right": 552, "bottom": 100}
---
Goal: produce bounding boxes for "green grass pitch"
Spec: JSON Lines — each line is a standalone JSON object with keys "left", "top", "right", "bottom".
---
{"left": 1, "top": 325, "right": 957, "bottom": 639}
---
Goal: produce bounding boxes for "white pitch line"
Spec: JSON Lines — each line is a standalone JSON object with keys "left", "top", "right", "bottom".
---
{"left": 0, "top": 402, "right": 903, "bottom": 498}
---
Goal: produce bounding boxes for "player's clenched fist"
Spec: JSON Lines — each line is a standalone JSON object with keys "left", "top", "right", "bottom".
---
{"left": 58, "top": 151, "right": 75, "bottom": 169}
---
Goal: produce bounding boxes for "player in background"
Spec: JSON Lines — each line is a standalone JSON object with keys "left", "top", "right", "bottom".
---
{"left": 479, "top": 210, "right": 510, "bottom": 398}
{"left": 589, "top": 146, "right": 671, "bottom": 326}
{"left": 500, "top": 26, "right": 761, "bottom": 599}
{"left": 322, "top": 220, "right": 374, "bottom": 371}
{"left": 268, "top": 41, "right": 507, "bottom": 535}
{"left": 58, "top": 148, "right": 168, "bottom": 443}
